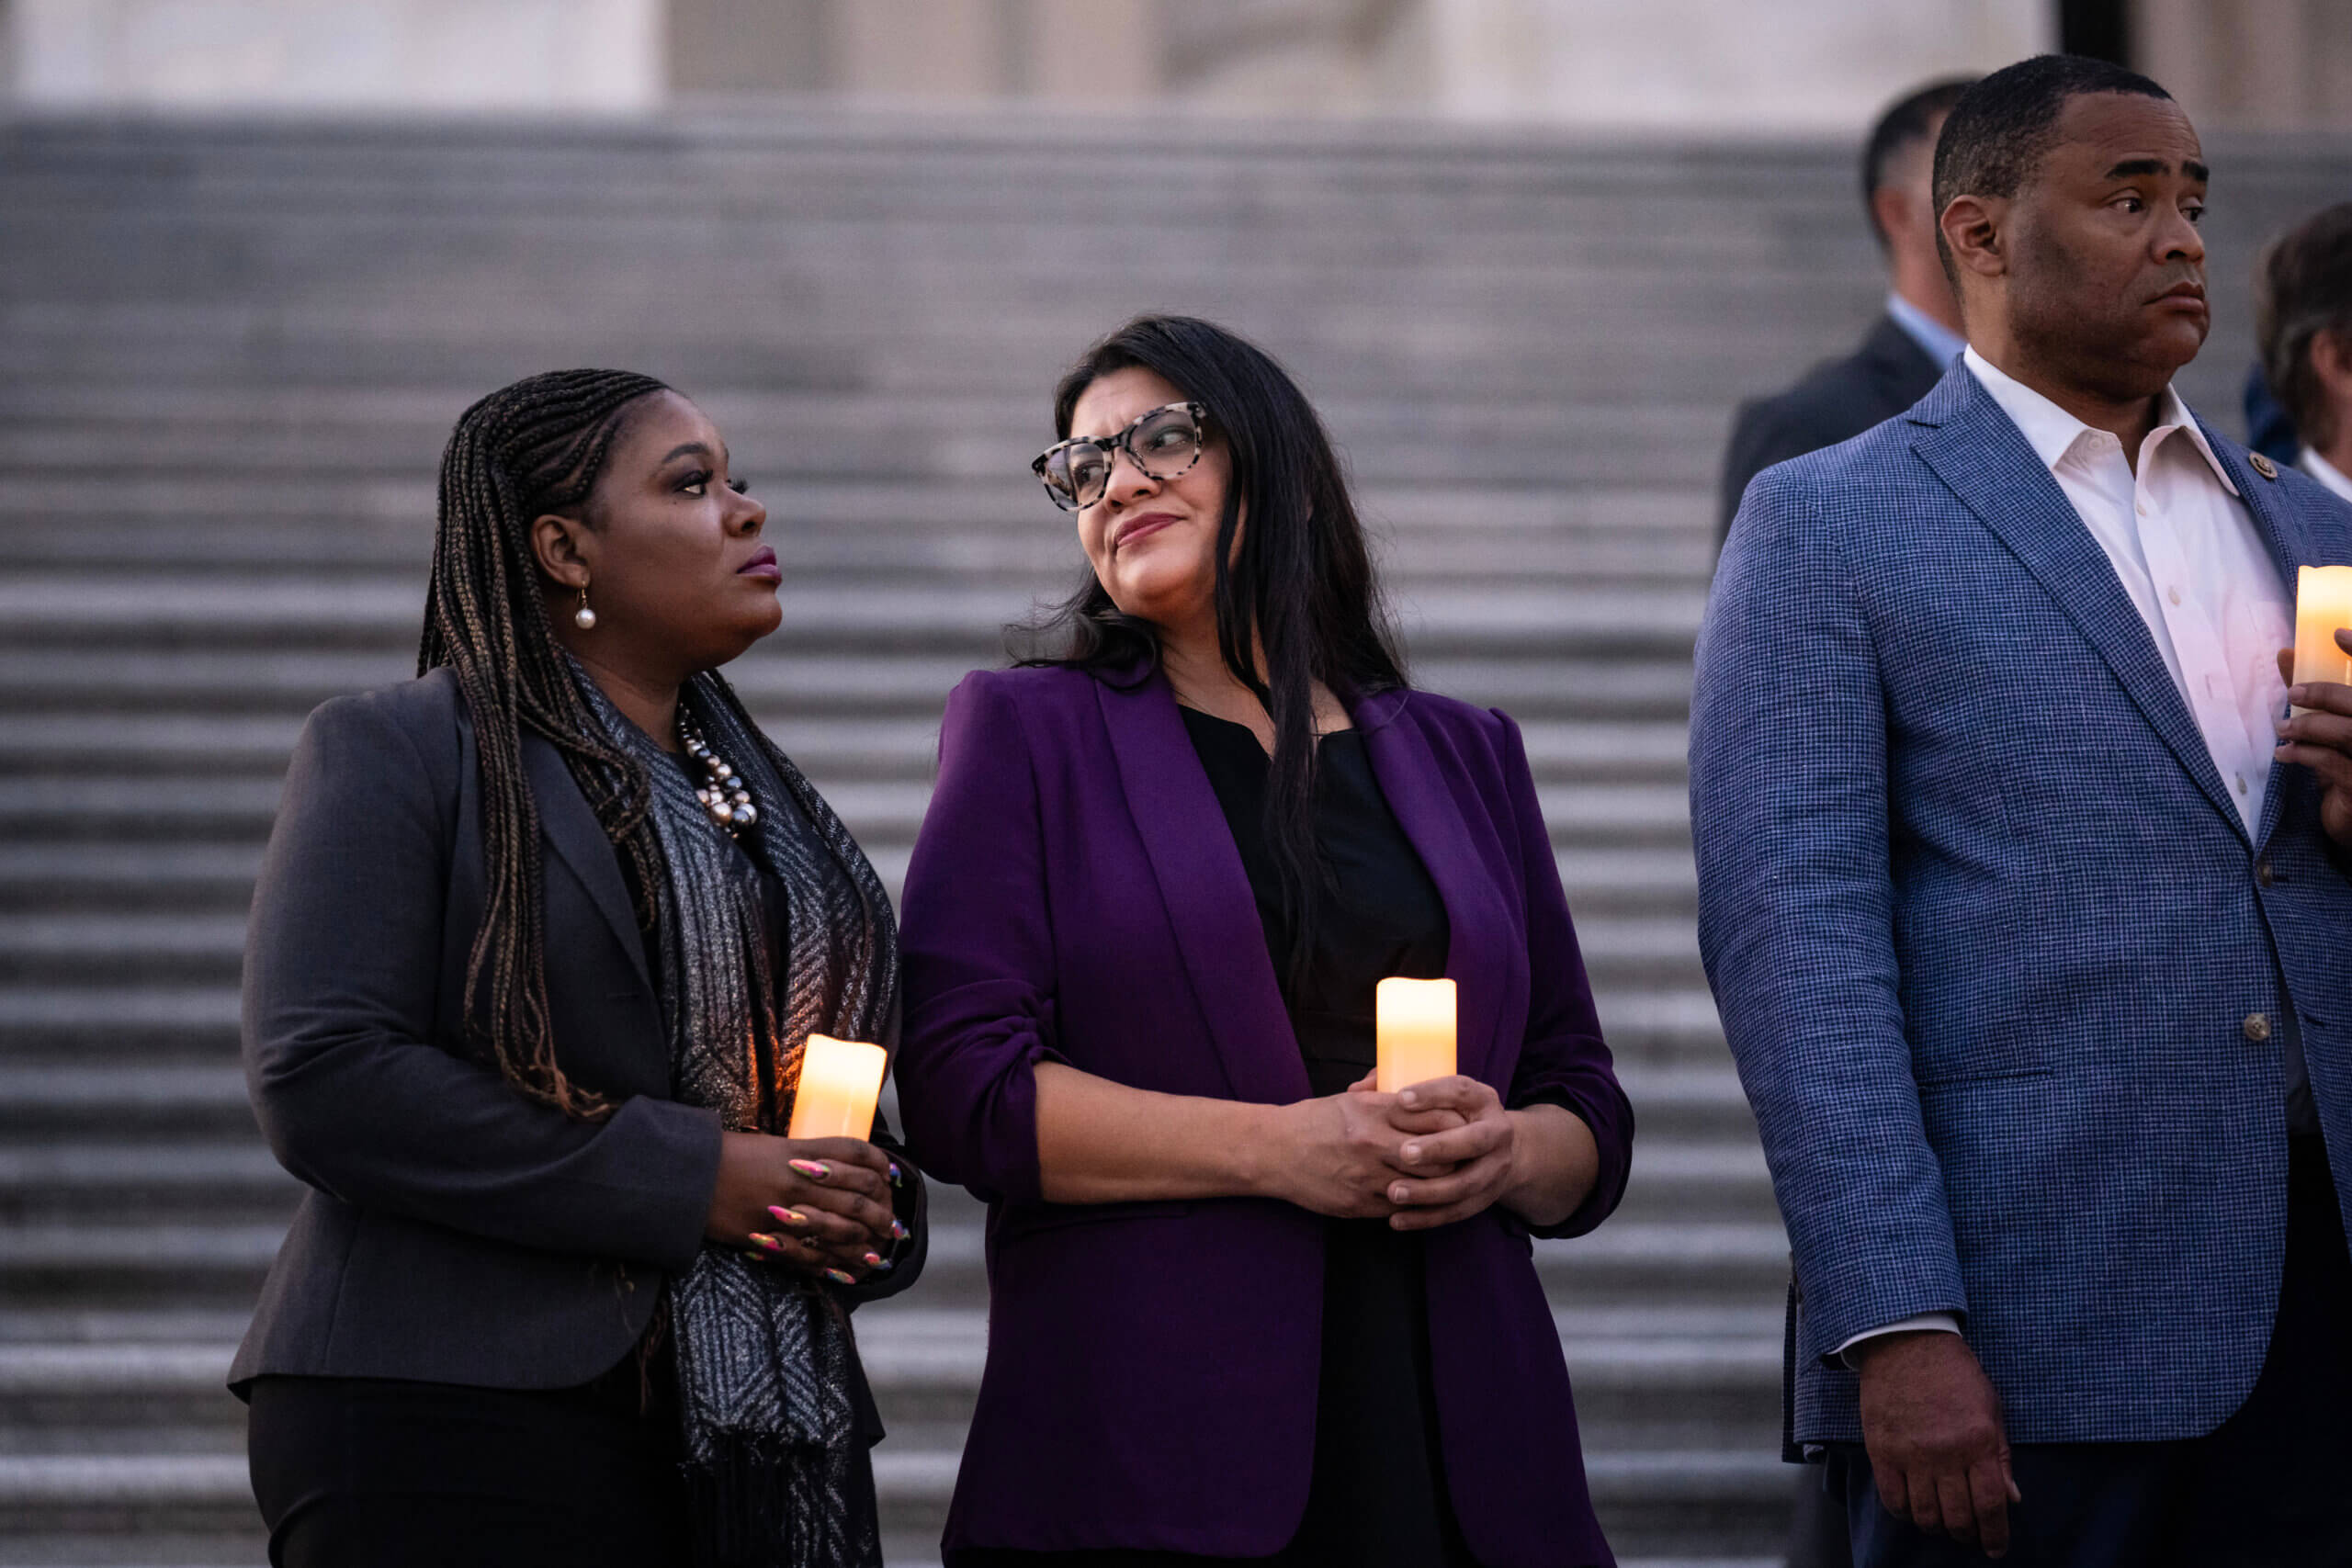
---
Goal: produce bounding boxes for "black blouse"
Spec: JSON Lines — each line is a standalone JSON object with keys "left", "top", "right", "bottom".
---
{"left": 1178, "top": 708, "right": 1476, "bottom": 1568}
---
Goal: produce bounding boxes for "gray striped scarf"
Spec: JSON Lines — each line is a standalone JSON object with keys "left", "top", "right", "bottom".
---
{"left": 569, "top": 660, "right": 897, "bottom": 1568}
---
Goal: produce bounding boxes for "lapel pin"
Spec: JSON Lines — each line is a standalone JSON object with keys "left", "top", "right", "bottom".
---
{"left": 2251, "top": 452, "right": 2279, "bottom": 480}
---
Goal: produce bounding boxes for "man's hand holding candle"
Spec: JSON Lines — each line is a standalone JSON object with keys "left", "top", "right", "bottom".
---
{"left": 2278, "top": 631, "right": 2352, "bottom": 848}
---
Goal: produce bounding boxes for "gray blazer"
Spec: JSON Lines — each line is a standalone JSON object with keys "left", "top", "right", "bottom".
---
{"left": 232, "top": 668, "right": 922, "bottom": 1393}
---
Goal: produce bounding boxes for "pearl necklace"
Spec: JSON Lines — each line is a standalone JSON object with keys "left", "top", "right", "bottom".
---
{"left": 676, "top": 709, "right": 757, "bottom": 835}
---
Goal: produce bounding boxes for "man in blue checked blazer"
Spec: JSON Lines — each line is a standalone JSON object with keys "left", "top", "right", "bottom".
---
{"left": 1695, "top": 56, "right": 2352, "bottom": 1568}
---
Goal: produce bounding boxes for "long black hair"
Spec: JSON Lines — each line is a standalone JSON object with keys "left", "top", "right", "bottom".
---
{"left": 418, "top": 367, "right": 673, "bottom": 1118}
{"left": 1015, "top": 315, "right": 1408, "bottom": 989}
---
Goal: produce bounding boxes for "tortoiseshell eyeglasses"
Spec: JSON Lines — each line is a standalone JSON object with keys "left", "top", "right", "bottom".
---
{"left": 1031, "top": 400, "right": 1209, "bottom": 513}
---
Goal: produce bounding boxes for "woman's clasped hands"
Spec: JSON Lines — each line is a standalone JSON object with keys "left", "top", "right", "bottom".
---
{"left": 706, "top": 1132, "right": 906, "bottom": 1285}
{"left": 1267, "top": 1073, "right": 1521, "bottom": 1230}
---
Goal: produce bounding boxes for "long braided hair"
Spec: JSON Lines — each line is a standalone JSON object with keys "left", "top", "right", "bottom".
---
{"left": 417, "top": 368, "right": 673, "bottom": 1118}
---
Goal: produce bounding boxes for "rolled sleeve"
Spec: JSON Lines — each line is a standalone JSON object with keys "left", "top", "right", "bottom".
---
{"left": 1493, "top": 707, "right": 1634, "bottom": 1240}
{"left": 896, "top": 674, "right": 1068, "bottom": 1206}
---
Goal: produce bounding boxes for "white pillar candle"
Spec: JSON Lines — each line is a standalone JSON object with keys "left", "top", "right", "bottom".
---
{"left": 2295, "top": 566, "right": 2352, "bottom": 711}
{"left": 786, "top": 1033, "right": 888, "bottom": 1141}
{"left": 1375, "top": 977, "right": 1457, "bottom": 1093}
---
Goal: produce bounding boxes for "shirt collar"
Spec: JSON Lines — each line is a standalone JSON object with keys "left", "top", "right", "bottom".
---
{"left": 2302, "top": 447, "right": 2352, "bottom": 503}
{"left": 1962, "top": 345, "right": 2239, "bottom": 497}
{"left": 1885, "top": 291, "right": 1966, "bottom": 370}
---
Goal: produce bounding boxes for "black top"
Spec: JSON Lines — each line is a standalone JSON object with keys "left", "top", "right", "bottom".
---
{"left": 1180, "top": 709, "right": 1452, "bottom": 1089}
{"left": 1179, "top": 708, "right": 1474, "bottom": 1568}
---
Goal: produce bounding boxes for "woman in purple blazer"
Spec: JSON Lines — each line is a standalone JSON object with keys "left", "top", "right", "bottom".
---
{"left": 895, "top": 317, "right": 1634, "bottom": 1568}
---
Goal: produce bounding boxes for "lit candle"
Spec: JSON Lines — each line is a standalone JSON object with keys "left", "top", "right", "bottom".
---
{"left": 786, "top": 1033, "right": 888, "bottom": 1141}
{"left": 2294, "top": 566, "right": 2352, "bottom": 711}
{"left": 1375, "top": 977, "right": 1456, "bottom": 1093}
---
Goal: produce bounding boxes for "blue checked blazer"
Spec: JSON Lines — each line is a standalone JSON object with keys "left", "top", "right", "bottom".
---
{"left": 1691, "top": 362, "right": 2352, "bottom": 1448}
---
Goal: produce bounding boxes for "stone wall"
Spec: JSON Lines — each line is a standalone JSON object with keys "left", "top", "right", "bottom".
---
{"left": 2, "top": 0, "right": 2046, "bottom": 128}
{"left": 5, "top": 0, "right": 665, "bottom": 111}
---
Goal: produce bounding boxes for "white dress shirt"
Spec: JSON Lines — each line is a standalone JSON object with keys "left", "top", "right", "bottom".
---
{"left": 2303, "top": 447, "right": 2352, "bottom": 505}
{"left": 1966, "top": 348, "right": 2290, "bottom": 832}
{"left": 1836, "top": 348, "right": 2293, "bottom": 1366}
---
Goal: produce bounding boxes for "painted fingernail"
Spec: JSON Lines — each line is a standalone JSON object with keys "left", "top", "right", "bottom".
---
{"left": 749, "top": 1233, "right": 784, "bottom": 1252}
{"left": 872, "top": 1257, "right": 894, "bottom": 1273}
{"left": 890, "top": 1219, "right": 909, "bottom": 1242}
{"left": 790, "top": 1159, "right": 831, "bottom": 1180}
{"left": 863, "top": 1251, "right": 885, "bottom": 1269}
{"left": 888, "top": 1161, "right": 905, "bottom": 1186}
{"left": 824, "top": 1268, "right": 856, "bottom": 1285}
{"left": 767, "top": 1206, "right": 807, "bottom": 1227}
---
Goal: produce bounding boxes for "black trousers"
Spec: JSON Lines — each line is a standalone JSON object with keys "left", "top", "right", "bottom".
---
{"left": 1825, "top": 1134, "right": 2352, "bottom": 1568}
{"left": 246, "top": 1357, "right": 691, "bottom": 1568}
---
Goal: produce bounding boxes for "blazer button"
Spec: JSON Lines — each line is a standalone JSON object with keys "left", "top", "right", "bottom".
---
{"left": 2256, "top": 860, "right": 2277, "bottom": 887}
{"left": 2245, "top": 1012, "right": 2274, "bottom": 1044}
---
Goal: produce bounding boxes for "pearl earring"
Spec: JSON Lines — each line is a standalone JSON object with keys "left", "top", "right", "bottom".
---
{"left": 573, "top": 584, "right": 597, "bottom": 631}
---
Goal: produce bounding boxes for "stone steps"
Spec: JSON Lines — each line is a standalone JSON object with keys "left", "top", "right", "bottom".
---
{"left": 0, "top": 1135, "right": 1775, "bottom": 1228}
{"left": 0, "top": 1465, "right": 1786, "bottom": 1568}
{"left": 0, "top": 993, "right": 1734, "bottom": 1073}
{"left": 0, "top": 714, "right": 1694, "bottom": 774}
{"left": 0, "top": 840, "right": 1699, "bottom": 917}
{"left": 0, "top": 648, "right": 1702, "bottom": 716}
{"left": 0, "top": 937, "right": 1708, "bottom": 1002}
{"left": 0, "top": 575, "right": 1705, "bottom": 653}
{"left": 0, "top": 1222, "right": 1792, "bottom": 1323}
{"left": 31, "top": 108, "right": 2350, "bottom": 1565}
{"left": 0, "top": 782, "right": 1696, "bottom": 856}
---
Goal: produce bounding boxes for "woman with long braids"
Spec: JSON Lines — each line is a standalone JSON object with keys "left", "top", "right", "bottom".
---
{"left": 893, "top": 316, "right": 1634, "bottom": 1567}
{"left": 233, "top": 368, "right": 922, "bottom": 1568}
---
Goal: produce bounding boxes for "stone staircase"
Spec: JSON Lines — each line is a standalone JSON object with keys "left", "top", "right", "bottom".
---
{"left": 3, "top": 109, "right": 2346, "bottom": 1568}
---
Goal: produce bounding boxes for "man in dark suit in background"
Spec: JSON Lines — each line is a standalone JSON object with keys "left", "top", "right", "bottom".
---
{"left": 1716, "top": 78, "right": 1975, "bottom": 546}
{"left": 1718, "top": 77, "right": 1976, "bottom": 1568}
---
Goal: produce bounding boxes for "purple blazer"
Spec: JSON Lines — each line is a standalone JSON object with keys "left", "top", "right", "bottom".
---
{"left": 896, "top": 662, "right": 1633, "bottom": 1568}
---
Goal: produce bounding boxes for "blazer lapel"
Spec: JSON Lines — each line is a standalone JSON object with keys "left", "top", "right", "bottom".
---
{"left": 1095, "top": 671, "right": 1312, "bottom": 1106}
{"left": 522, "top": 731, "right": 652, "bottom": 992}
{"left": 1910, "top": 378, "right": 2245, "bottom": 837}
{"left": 1356, "top": 693, "right": 1517, "bottom": 1089}
{"left": 2211, "top": 423, "right": 2324, "bottom": 851}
